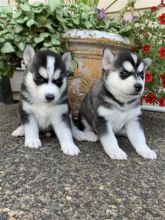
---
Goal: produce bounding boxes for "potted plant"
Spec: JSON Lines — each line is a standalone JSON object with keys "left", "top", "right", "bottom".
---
{"left": 0, "top": 0, "right": 164, "bottom": 112}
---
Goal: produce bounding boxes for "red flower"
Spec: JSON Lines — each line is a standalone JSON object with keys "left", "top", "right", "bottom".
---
{"left": 161, "top": 73, "right": 165, "bottom": 87}
{"left": 145, "top": 70, "right": 153, "bottom": 82}
{"left": 158, "top": 47, "right": 165, "bottom": 58}
{"left": 151, "top": 6, "right": 158, "bottom": 12}
{"left": 158, "top": 97, "right": 165, "bottom": 107}
{"left": 161, "top": 0, "right": 165, "bottom": 6}
{"left": 145, "top": 93, "right": 156, "bottom": 104}
{"left": 142, "top": 44, "right": 151, "bottom": 53}
{"left": 161, "top": 73, "right": 165, "bottom": 81}
{"left": 159, "top": 13, "right": 165, "bottom": 24}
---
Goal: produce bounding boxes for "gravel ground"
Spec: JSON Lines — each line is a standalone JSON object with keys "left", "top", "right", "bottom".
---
{"left": 0, "top": 104, "right": 164, "bottom": 220}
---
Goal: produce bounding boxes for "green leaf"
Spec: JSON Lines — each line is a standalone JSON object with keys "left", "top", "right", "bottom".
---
{"left": 84, "top": 21, "right": 93, "bottom": 29}
{"left": 26, "top": 19, "right": 35, "bottom": 28}
{"left": 0, "top": 30, "right": 8, "bottom": 36}
{"left": 0, "top": 6, "right": 12, "bottom": 15}
{"left": 13, "top": 10, "right": 22, "bottom": 19}
{"left": 81, "top": 12, "right": 87, "bottom": 19}
{"left": 119, "top": 26, "right": 132, "bottom": 34}
{"left": 0, "top": 65, "right": 11, "bottom": 76}
{"left": 32, "top": 4, "right": 45, "bottom": 13}
{"left": 0, "top": 38, "right": 5, "bottom": 43}
{"left": 49, "top": 47, "right": 58, "bottom": 53}
{"left": 16, "top": 50, "right": 23, "bottom": 58}
{"left": 56, "top": 15, "right": 66, "bottom": 23}
{"left": 51, "top": 38, "right": 60, "bottom": 45}
{"left": 14, "top": 36, "right": 22, "bottom": 42}
{"left": 2, "top": 65, "right": 14, "bottom": 77}
{"left": 15, "top": 25, "right": 23, "bottom": 33}
{"left": 0, "top": 61, "right": 5, "bottom": 71}
{"left": 16, "top": 16, "right": 29, "bottom": 24}
{"left": 5, "top": 33, "right": 14, "bottom": 41}
{"left": 40, "top": 33, "right": 50, "bottom": 38}
{"left": 34, "top": 36, "right": 44, "bottom": 44}
{"left": 72, "top": 16, "right": 80, "bottom": 25}
{"left": 20, "top": 3, "right": 31, "bottom": 12}
{"left": 1, "top": 42, "right": 15, "bottom": 53}
{"left": 43, "top": 42, "right": 51, "bottom": 47}
{"left": 45, "top": 23, "right": 54, "bottom": 33}
{"left": 18, "top": 42, "right": 25, "bottom": 51}
{"left": 48, "top": 0, "right": 61, "bottom": 12}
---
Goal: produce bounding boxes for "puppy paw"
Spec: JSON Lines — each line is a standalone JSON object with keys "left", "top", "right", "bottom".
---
{"left": 106, "top": 148, "right": 128, "bottom": 160}
{"left": 61, "top": 144, "right": 80, "bottom": 156}
{"left": 73, "top": 129, "right": 98, "bottom": 142}
{"left": 85, "top": 131, "right": 98, "bottom": 142}
{"left": 137, "top": 147, "right": 157, "bottom": 159}
{"left": 25, "top": 138, "right": 42, "bottom": 149}
{"left": 12, "top": 125, "right": 24, "bottom": 137}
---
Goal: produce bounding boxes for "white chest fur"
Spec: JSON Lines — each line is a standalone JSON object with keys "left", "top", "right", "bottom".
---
{"left": 98, "top": 105, "right": 141, "bottom": 133}
{"left": 23, "top": 101, "right": 68, "bottom": 129}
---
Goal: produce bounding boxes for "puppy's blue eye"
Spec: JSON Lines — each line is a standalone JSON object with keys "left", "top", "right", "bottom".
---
{"left": 139, "top": 71, "right": 144, "bottom": 78}
{"left": 34, "top": 74, "right": 48, "bottom": 85}
{"left": 120, "top": 70, "right": 130, "bottom": 79}
{"left": 53, "top": 78, "right": 63, "bottom": 87}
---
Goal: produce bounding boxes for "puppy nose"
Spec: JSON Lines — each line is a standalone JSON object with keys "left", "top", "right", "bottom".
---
{"left": 45, "top": 94, "right": 54, "bottom": 101}
{"left": 134, "top": 83, "right": 142, "bottom": 92}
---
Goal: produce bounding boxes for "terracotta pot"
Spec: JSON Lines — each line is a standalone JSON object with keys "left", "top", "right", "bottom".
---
{"left": 63, "top": 30, "right": 131, "bottom": 116}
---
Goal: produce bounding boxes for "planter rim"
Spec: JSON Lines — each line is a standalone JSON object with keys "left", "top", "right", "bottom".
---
{"left": 63, "top": 29, "right": 130, "bottom": 46}
{"left": 141, "top": 104, "right": 165, "bottom": 113}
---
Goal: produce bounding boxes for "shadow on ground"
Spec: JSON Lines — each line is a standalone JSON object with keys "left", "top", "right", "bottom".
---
{"left": 0, "top": 104, "right": 164, "bottom": 220}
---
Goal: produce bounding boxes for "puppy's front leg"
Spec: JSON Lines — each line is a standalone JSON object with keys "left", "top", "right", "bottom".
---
{"left": 95, "top": 118, "right": 127, "bottom": 160}
{"left": 24, "top": 115, "right": 41, "bottom": 149}
{"left": 125, "top": 119, "right": 157, "bottom": 159}
{"left": 51, "top": 113, "right": 80, "bottom": 156}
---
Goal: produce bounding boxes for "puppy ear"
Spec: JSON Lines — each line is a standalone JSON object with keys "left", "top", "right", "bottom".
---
{"left": 23, "top": 44, "right": 35, "bottom": 65}
{"left": 102, "top": 48, "right": 114, "bottom": 70}
{"left": 62, "top": 51, "right": 72, "bottom": 71}
{"left": 143, "top": 57, "right": 152, "bottom": 70}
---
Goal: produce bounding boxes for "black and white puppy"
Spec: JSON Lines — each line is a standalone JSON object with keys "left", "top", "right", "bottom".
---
{"left": 12, "top": 45, "right": 80, "bottom": 156}
{"left": 72, "top": 48, "right": 157, "bottom": 160}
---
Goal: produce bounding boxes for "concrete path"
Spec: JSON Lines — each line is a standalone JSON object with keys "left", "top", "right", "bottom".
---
{"left": 0, "top": 104, "right": 164, "bottom": 220}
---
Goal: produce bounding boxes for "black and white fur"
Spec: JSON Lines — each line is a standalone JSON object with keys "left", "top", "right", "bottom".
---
{"left": 72, "top": 48, "right": 157, "bottom": 160}
{"left": 12, "top": 45, "right": 80, "bottom": 156}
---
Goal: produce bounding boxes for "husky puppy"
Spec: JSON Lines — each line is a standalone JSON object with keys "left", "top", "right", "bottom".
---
{"left": 12, "top": 45, "right": 80, "bottom": 156}
{"left": 72, "top": 48, "right": 157, "bottom": 160}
